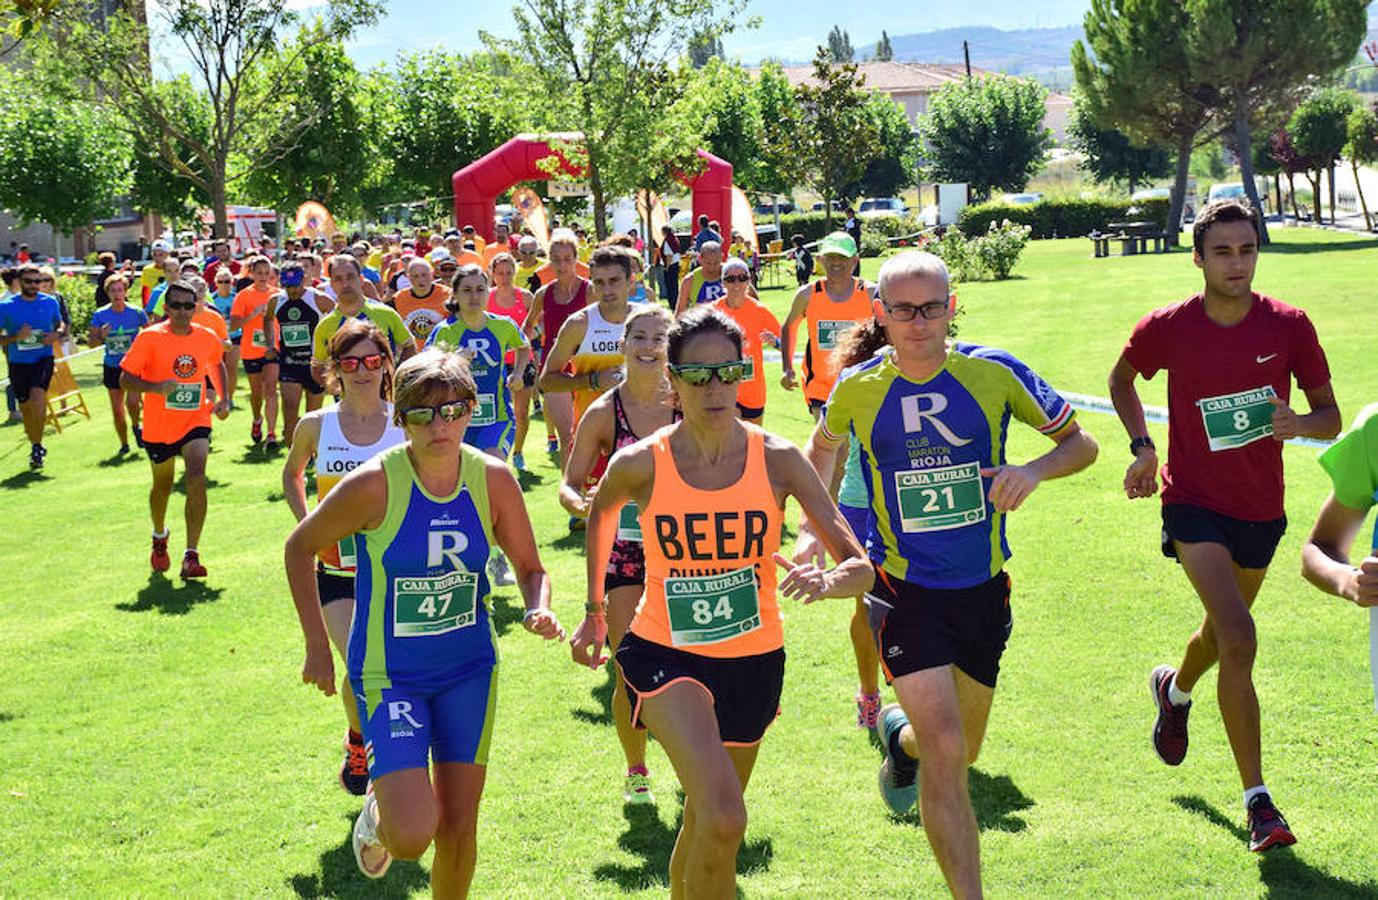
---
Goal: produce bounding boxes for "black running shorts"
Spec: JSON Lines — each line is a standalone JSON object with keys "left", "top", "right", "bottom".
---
{"left": 145, "top": 426, "right": 212, "bottom": 465}
{"left": 316, "top": 565, "right": 354, "bottom": 607}
{"left": 278, "top": 362, "right": 324, "bottom": 394}
{"left": 1161, "top": 503, "right": 1286, "bottom": 570}
{"left": 8, "top": 357, "right": 54, "bottom": 402}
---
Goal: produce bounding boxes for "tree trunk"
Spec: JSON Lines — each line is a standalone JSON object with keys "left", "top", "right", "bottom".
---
{"left": 1327, "top": 162, "right": 1336, "bottom": 223}
{"left": 1232, "top": 89, "right": 1268, "bottom": 243}
{"left": 209, "top": 176, "right": 229, "bottom": 239}
{"left": 589, "top": 163, "right": 608, "bottom": 241}
{"left": 1352, "top": 158, "right": 1373, "bottom": 231}
{"left": 1273, "top": 174, "right": 1283, "bottom": 218}
{"left": 1167, "top": 131, "right": 1194, "bottom": 246}
{"left": 1309, "top": 170, "right": 1323, "bottom": 223}
{"left": 1286, "top": 172, "right": 1301, "bottom": 219}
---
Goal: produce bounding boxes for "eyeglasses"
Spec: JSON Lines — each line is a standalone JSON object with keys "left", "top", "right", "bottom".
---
{"left": 722, "top": 274, "right": 750, "bottom": 284}
{"left": 165, "top": 301, "right": 196, "bottom": 311}
{"left": 337, "top": 353, "right": 385, "bottom": 372}
{"left": 669, "top": 360, "right": 748, "bottom": 386}
{"left": 401, "top": 399, "right": 472, "bottom": 425}
{"left": 884, "top": 300, "right": 949, "bottom": 322}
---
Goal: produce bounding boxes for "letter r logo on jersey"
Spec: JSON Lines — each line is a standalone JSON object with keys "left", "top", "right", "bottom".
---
{"left": 427, "top": 530, "right": 470, "bottom": 569}
{"left": 387, "top": 701, "right": 424, "bottom": 729}
{"left": 900, "top": 393, "right": 971, "bottom": 446}
{"left": 464, "top": 337, "right": 500, "bottom": 367}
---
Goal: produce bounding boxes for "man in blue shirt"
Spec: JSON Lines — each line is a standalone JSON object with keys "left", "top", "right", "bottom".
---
{"left": 691, "top": 214, "right": 723, "bottom": 253}
{"left": 0, "top": 264, "right": 66, "bottom": 468}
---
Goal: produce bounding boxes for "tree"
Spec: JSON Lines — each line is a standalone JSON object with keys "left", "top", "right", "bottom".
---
{"left": 1268, "top": 127, "right": 1319, "bottom": 220}
{"left": 1250, "top": 131, "right": 1284, "bottom": 216}
{"left": 127, "top": 76, "right": 212, "bottom": 227}
{"left": 1287, "top": 87, "right": 1360, "bottom": 223}
{"left": 692, "top": 60, "right": 765, "bottom": 190}
{"left": 788, "top": 49, "right": 877, "bottom": 226}
{"left": 1344, "top": 104, "right": 1378, "bottom": 230}
{"left": 499, "top": 0, "right": 747, "bottom": 238}
{"left": 920, "top": 74, "right": 1051, "bottom": 200}
{"left": 1066, "top": 91, "right": 1172, "bottom": 194}
{"left": 1074, "top": 0, "right": 1219, "bottom": 241}
{"left": 874, "top": 30, "right": 893, "bottom": 63}
{"left": 847, "top": 95, "right": 919, "bottom": 198}
{"left": 753, "top": 60, "right": 801, "bottom": 197}
{"left": 688, "top": 28, "right": 723, "bottom": 68}
{"left": 1185, "top": 0, "right": 1368, "bottom": 240}
{"left": 43, "top": 0, "right": 379, "bottom": 236}
{"left": 826, "top": 25, "right": 853, "bottom": 63}
{"left": 0, "top": 79, "right": 130, "bottom": 235}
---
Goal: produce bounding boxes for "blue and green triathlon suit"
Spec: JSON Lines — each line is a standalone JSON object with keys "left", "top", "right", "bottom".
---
{"left": 837, "top": 435, "right": 871, "bottom": 548}
{"left": 425, "top": 312, "right": 527, "bottom": 457}
{"left": 822, "top": 343, "right": 1077, "bottom": 686}
{"left": 349, "top": 444, "right": 500, "bottom": 777}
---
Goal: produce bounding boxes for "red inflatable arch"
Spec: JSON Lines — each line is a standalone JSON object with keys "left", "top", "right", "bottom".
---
{"left": 452, "top": 133, "right": 734, "bottom": 243}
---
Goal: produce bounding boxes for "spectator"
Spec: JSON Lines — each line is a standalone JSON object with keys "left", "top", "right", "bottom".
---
{"left": 36, "top": 266, "right": 73, "bottom": 354}
{"left": 789, "top": 234, "right": 814, "bottom": 286}
{"left": 657, "top": 224, "right": 681, "bottom": 308}
{"left": 94, "top": 252, "right": 118, "bottom": 308}
{"left": 843, "top": 205, "right": 862, "bottom": 275}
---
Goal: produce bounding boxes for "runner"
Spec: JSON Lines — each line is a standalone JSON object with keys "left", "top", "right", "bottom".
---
{"left": 1301, "top": 402, "right": 1378, "bottom": 713}
{"left": 1108, "top": 199, "right": 1339, "bottom": 852}
{"left": 392, "top": 256, "right": 451, "bottom": 347}
{"left": 144, "top": 257, "right": 183, "bottom": 321}
{"left": 88, "top": 272, "right": 149, "bottom": 454}
{"left": 487, "top": 252, "right": 537, "bottom": 471}
{"left": 312, "top": 254, "right": 416, "bottom": 372}
{"left": 284, "top": 349, "right": 565, "bottom": 890}
{"left": 526, "top": 232, "right": 591, "bottom": 465}
{"left": 139, "top": 239, "right": 171, "bottom": 306}
{"left": 802, "top": 250, "right": 1097, "bottom": 897}
{"left": 266, "top": 260, "right": 332, "bottom": 444}
{"left": 711, "top": 257, "right": 779, "bottom": 423}
{"left": 209, "top": 268, "right": 242, "bottom": 403}
{"left": 559, "top": 304, "right": 677, "bottom": 803}
{"left": 282, "top": 320, "right": 407, "bottom": 797}
{"left": 120, "top": 279, "right": 231, "bottom": 578}
{"left": 674, "top": 240, "right": 727, "bottom": 314}
{"left": 0, "top": 263, "right": 66, "bottom": 469}
{"left": 513, "top": 236, "right": 545, "bottom": 295}
{"left": 229, "top": 254, "right": 281, "bottom": 450}
{"left": 569, "top": 306, "right": 872, "bottom": 897}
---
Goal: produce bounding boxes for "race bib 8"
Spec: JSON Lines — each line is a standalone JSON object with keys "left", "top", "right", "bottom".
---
{"left": 665, "top": 566, "right": 761, "bottom": 647}
{"left": 616, "top": 501, "right": 642, "bottom": 543}
{"left": 894, "top": 462, "right": 987, "bottom": 532}
{"left": 165, "top": 382, "right": 203, "bottom": 411}
{"left": 392, "top": 571, "right": 479, "bottom": 637}
{"left": 1198, "top": 386, "right": 1276, "bottom": 451}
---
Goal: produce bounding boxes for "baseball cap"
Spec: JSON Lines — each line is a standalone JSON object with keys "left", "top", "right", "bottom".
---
{"left": 429, "top": 249, "right": 454, "bottom": 264}
{"left": 818, "top": 232, "right": 858, "bottom": 258}
{"left": 279, "top": 267, "right": 305, "bottom": 287}
{"left": 151, "top": 239, "right": 172, "bottom": 252}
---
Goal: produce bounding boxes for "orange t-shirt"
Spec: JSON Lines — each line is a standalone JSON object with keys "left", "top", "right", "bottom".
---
{"left": 192, "top": 307, "right": 229, "bottom": 342}
{"left": 120, "top": 322, "right": 225, "bottom": 443}
{"left": 230, "top": 286, "right": 278, "bottom": 359}
{"left": 713, "top": 297, "right": 781, "bottom": 411}
{"left": 452, "top": 250, "right": 484, "bottom": 269}
{"left": 803, "top": 278, "right": 873, "bottom": 404}
{"left": 481, "top": 243, "right": 508, "bottom": 267}
{"left": 630, "top": 424, "right": 784, "bottom": 658}
{"left": 393, "top": 284, "right": 452, "bottom": 344}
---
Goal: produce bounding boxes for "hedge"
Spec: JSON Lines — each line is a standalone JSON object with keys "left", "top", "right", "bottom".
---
{"left": 957, "top": 197, "right": 1171, "bottom": 239}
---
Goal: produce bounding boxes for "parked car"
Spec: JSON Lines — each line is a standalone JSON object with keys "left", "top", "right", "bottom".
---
{"left": 1130, "top": 188, "right": 1171, "bottom": 202}
{"left": 810, "top": 200, "right": 844, "bottom": 213}
{"left": 999, "top": 192, "right": 1044, "bottom": 205}
{"left": 857, "top": 197, "right": 907, "bottom": 218}
{"left": 753, "top": 201, "right": 795, "bottom": 215}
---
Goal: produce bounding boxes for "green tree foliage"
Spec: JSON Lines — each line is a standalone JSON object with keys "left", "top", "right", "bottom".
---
{"left": 692, "top": 60, "right": 765, "bottom": 190}
{"left": 787, "top": 49, "right": 877, "bottom": 225}
{"left": 127, "top": 76, "right": 212, "bottom": 227}
{"left": 874, "top": 30, "right": 893, "bottom": 62}
{"left": 1287, "top": 86, "right": 1360, "bottom": 223}
{"left": 753, "top": 60, "right": 800, "bottom": 197}
{"left": 827, "top": 25, "right": 853, "bottom": 63}
{"left": 688, "top": 29, "right": 723, "bottom": 68}
{"left": 848, "top": 95, "right": 918, "bottom": 198}
{"left": 1344, "top": 104, "right": 1378, "bottom": 229}
{"left": 0, "top": 78, "right": 130, "bottom": 234}
{"left": 920, "top": 74, "right": 1051, "bottom": 200}
{"left": 1066, "top": 91, "right": 1172, "bottom": 193}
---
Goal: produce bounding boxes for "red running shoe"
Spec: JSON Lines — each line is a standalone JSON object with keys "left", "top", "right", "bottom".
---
{"left": 1248, "top": 793, "right": 1297, "bottom": 852}
{"left": 1149, "top": 664, "right": 1190, "bottom": 765}
{"left": 150, "top": 534, "right": 171, "bottom": 572}
{"left": 180, "top": 550, "right": 207, "bottom": 579}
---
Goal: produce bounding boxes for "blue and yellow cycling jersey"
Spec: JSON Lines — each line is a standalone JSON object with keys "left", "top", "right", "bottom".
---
{"left": 426, "top": 312, "right": 527, "bottom": 428}
{"left": 349, "top": 443, "right": 499, "bottom": 717}
{"left": 822, "top": 343, "right": 1076, "bottom": 589}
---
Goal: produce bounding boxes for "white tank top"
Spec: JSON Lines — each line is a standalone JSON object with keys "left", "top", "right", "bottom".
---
{"left": 315, "top": 404, "right": 407, "bottom": 573}
{"left": 574, "top": 302, "right": 635, "bottom": 362}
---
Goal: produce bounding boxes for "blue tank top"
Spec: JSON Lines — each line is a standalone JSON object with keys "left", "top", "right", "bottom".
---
{"left": 349, "top": 444, "right": 499, "bottom": 709}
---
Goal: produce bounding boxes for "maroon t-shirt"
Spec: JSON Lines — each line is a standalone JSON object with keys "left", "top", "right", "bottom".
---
{"left": 541, "top": 277, "right": 590, "bottom": 357}
{"left": 1122, "top": 292, "right": 1330, "bottom": 521}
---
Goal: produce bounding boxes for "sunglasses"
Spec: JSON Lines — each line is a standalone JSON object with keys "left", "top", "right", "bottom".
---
{"left": 884, "top": 300, "right": 949, "bottom": 322}
{"left": 165, "top": 301, "right": 197, "bottom": 311}
{"left": 20, "top": 278, "right": 41, "bottom": 286}
{"left": 401, "top": 399, "right": 472, "bottom": 425}
{"left": 669, "top": 360, "right": 748, "bottom": 386}
{"left": 337, "top": 353, "right": 385, "bottom": 372}
{"left": 722, "top": 274, "right": 750, "bottom": 284}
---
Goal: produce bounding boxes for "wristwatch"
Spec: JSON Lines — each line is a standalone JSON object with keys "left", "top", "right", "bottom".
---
{"left": 1129, "top": 436, "right": 1156, "bottom": 456}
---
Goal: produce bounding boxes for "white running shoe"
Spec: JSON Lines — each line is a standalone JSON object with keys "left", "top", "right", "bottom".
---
{"left": 352, "top": 790, "right": 392, "bottom": 879}
{"left": 489, "top": 551, "right": 517, "bottom": 587}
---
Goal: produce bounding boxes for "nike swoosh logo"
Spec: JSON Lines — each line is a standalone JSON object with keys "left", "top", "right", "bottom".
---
{"left": 1256, "top": 354, "right": 1277, "bottom": 364}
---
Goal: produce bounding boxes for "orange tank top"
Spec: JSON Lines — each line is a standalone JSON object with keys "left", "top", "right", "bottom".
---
{"left": 803, "top": 277, "right": 872, "bottom": 403}
{"left": 630, "top": 424, "right": 784, "bottom": 658}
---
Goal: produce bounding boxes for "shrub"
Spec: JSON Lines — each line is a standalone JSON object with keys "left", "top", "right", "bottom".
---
{"left": 859, "top": 230, "right": 889, "bottom": 258}
{"left": 56, "top": 272, "right": 98, "bottom": 336}
{"left": 972, "top": 219, "right": 1032, "bottom": 279}
{"left": 957, "top": 196, "right": 1170, "bottom": 238}
{"left": 930, "top": 229, "right": 981, "bottom": 283}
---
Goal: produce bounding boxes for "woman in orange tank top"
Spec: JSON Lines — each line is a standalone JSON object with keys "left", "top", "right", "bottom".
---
{"left": 571, "top": 307, "right": 873, "bottom": 897}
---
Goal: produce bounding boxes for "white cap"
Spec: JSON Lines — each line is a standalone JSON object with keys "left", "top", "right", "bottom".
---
{"left": 151, "top": 239, "right": 172, "bottom": 252}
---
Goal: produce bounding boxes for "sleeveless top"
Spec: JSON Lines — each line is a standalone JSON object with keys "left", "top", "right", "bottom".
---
{"left": 349, "top": 444, "right": 499, "bottom": 705}
{"left": 572, "top": 302, "right": 636, "bottom": 421}
{"left": 630, "top": 424, "right": 784, "bottom": 658}
{"left": 541, "top": 277, "right": 590, "bottom": 356}
{"left": 689, "top": 268, "right": 725, "bottom": 305}
{"left": 315, "top": 405, "right": 406, "bottom": 574}
{"left": 487, "top": 287, "right": 530, "bottom": 366}
{"left": 606, "top": 388, "right": 680, "bottom": 570}
{"left": 274, "top": 289, "right": 326, "bottom": 368}
{"left": 803, "top": 277, "right": 872, "bottom": 403}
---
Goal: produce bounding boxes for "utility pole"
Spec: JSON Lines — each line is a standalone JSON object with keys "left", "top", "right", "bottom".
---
{"left": 963, "top": 40, "right": 971, "bottom": 79}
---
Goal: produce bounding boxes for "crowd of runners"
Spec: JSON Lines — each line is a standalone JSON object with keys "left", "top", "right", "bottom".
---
{"left": 5, "top": 197, "right": 1376, "bottom": 898}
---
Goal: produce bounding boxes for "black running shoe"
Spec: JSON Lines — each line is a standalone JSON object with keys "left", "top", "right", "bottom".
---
{"left": 339, "top": 731, "right": 369, "bottom": 796}
{"left": 1150, "top": 664, "right": 1190, "bottom": 765}
{"left": 28, "top": 443, "right": 45, "bottom": 469}
{"left": 1248, "top": 793, "right": 1296, "bottom": 852}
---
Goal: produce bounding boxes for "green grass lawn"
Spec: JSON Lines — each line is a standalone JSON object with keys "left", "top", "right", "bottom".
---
{"left": 3, "top": 228, "right": 1377, "bottom": 896}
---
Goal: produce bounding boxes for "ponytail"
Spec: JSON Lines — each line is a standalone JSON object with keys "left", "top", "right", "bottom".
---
{"left": 838, "top": 317, "right": 889, "bottom": 369}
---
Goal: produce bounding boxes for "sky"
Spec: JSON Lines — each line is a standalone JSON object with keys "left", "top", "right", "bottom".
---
{"left": 341, "top": 0, "right": 1095, "bottom": 69}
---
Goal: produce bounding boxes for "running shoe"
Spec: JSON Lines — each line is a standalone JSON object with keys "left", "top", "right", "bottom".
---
{"left": 352, "top": 788, "right": 392, "bottom": 879}
{"left": 339, "top": 730, "right": 369, "bottom": 797}
{"left": 877, "top": 703, "right": 918, "bottom": 814}
{"left": 512, "top": 452, "right": 526, "bottom": 472}
{"left": 856, "top": 692, "right": 882, "bottom": 732}
{"left": 1149, "top": 664, "right": 1191, "bottom": 766}
{"left": 119, "top": 443, "right": 130, "bottom": 455}
{"left": 1247, "top": 793, "right": 1297, "bottom": 852}
{"left": 180, "top": 550, "right": 207, "bottom": 579}
{"left": 265, "top": 432, "right": 280, "bottom": 453}
{"left": 150, "top": 534, "right": 171, "bottom": 572}
{"left": 547, "top": 436, "right": 559, "bottom": 454}
{"left": 133, "top": 425, "right": 144, "bottom": 449}
{"left": 568, "top": 516, "right": 586, "bottom": 533}
{"left": 250, "top": 419, "right": 263, "bottom": 444}
{"left": 624, "top": 765, "right": 654, "bottom": 805}
{"left": 28, "top": 443, "right": 45, "bottom": 469}
{"left": 488, "top": 551, "right": 517, "bottom": 587}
